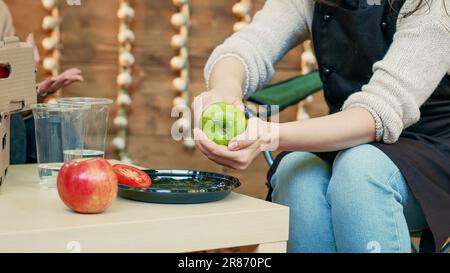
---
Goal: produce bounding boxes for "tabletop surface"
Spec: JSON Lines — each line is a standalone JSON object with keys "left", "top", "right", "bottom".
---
{"left": 0, "top": 164, "right": 289, "bottom": 253}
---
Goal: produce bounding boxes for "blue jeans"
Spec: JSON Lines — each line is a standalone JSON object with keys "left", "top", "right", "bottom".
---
{"left": 270, "top": 144, "right": 428, "bottom": 253}
{"left": 10, "top": 114, "right": 37, "bottom": 164}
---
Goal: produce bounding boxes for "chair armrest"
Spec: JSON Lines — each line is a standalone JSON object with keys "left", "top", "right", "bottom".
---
{"left": 247, "top": 71, "right": 323, "bottom": 112}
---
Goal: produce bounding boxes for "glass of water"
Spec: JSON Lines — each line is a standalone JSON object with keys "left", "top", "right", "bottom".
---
{"left": 31, "top": 103, "right": 88, "bottom": 189}
{"left": 57, "top": 97, "right": 113, "bottom": 162}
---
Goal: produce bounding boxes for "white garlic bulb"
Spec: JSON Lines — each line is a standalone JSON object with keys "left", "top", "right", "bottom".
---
{"left": 114, "top": 116, "right": 129, "bottom": 129}
{"left": 173, "top": 0, "right": 188, "bottom": 7}
{"left": 112, "top": 137, "right": 126, "bottom": 150}
{"left": 42, "top": 37, "right": 57, "bottom": 51}
{"left": 42, "top": 15, "right": 58, "bottom": 30}
{"left": 232, "top": 2, "right": 250, "bottom": 16}
{"left": 117, "top": 3, "right": 135, "bottom": 20}
{"left": 119, "top": 51, "right": 135, "bottom": 67}
{"left": 172, "top": 77, "right": 188, "bottom": 91}
{"left": 178, "top": 118, "right": 191, "bottom": 131}
{"left": 43, "top": 57, "right": 57, "bottom": 71}
{"left": 302, "top": 50, "right": 317, "bottom": 66}
{"left": 171, "top": 13, "right": 187, "bottom": 28}
{"left": 118, "top": 28, "right": 135, "bottom": 44}
{"left": 233, "top": 21, "right": 248, "bottom": 32}
{"left": 42, "top": 0, "right": 57, "bottom": 10}
{"left": 117, "top": 93, "right": 132, "bottom": 106}
{"left": 117, "top": 72, "right": 133, "bottom": 87}
{"left": 173, "top": 96, "right": 187, "bottom": 107}
{"left": 120, "top": 156, "right": 133, "bottom": 164}
{"left": 183, "top": 138, "right": 196, "bottom": 148}
{"left": 47, "top": 98, "right": 58, "bottom": 104}
{"left": 170, "top": 34, "right": 187, "bottom": 48}
{"left": 170, "top": 56, "right": 187, "bottom": 70}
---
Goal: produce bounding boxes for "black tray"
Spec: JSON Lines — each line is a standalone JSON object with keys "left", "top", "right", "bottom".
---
{"left": 118, "top": 169, "right": 241, "bottom": 204}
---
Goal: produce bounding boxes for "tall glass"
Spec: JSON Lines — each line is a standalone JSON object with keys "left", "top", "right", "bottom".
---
{"left": 57, "top": 97, "right": 113, "bottom": 162}
{"left": 31, "top": 103, "right": 88, "bottom": 189}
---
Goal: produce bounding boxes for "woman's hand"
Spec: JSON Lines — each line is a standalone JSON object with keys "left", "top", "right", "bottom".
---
{"left": 193, "top": 55, "right": 246, "bottom": 125}
{"left": 37, "top": 68, "right": 84, "bottom": 102}
{"left": 192, "top": 88, "right": 244, "bottom": 127}
{"left": 193, "top": 55, "right": 253, "bottom": 169}
{"left": 194, "top": 117, "right": 278, "bottom": 170}
{"left": 26, "top": 33, "right": 84, "bottom": 102}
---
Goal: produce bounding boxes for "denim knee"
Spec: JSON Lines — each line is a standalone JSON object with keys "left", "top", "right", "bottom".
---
{"left": 270, "top": 152, "right": 332, "bottom": 204}
{"left": 326, "top": 144, "right": 403, "bottom": 206}
{"left": 271, "top": 152, "right": 329, "bottom": 188}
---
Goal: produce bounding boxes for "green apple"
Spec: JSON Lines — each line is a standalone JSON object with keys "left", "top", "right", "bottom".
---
{"left": 201, "top": 103, "right": 247, "bottom": 146}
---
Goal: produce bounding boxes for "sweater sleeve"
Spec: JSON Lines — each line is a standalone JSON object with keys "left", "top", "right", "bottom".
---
{"left": 204, "top": 0, "right": 312, "bottom": 98}
{"left": 0, "top": 0, "right": 15, "bottom": 39}
{"left": 343, "top": 1, "right": 450, "bottom": 143}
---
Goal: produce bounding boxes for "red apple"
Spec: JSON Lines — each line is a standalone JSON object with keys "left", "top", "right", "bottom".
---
{"left": 0, "top": 65, "right": 10, "bottom": 79}
{"left": 57, "top": 158, "right": 118, "bottom": 214}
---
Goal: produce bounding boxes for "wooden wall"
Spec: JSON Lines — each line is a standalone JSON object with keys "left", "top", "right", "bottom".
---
{"left": 5, "top": 0, "right": 319, "bottom": 199}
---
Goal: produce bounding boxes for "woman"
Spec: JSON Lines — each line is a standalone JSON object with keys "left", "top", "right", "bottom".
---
{"left": 194, "top": 0, "right": 449, "bottom": 253}
{"left": 0, "top": 0, "right": 83, "bottom": 164}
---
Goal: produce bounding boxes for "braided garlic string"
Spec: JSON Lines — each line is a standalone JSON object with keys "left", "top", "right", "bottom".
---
{"left": 297, "top": 41, "right": 318, "bottom": 121}
{"left": 171, "top": 0, "right": 195, "bottom": 148}
{"left": 232, "top": 0, "right": 252, "bottom": 32}
{"left": 41, "top": 0, "right": 61, "bottom": 79}
{"left": 113, "top": 0, "right": 135, "bottom": 163}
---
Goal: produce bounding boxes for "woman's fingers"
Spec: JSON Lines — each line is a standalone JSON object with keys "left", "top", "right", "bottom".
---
{"left": 194, "top": 129, "right": 241, "bottom": 168}
{"left": 193, "top": 129, "right": 216, "bottom": 158}
{"left": 62, "top": 74, "right": 84, "bottom": 86}
{"left": 194, "top": 129, "right": 237, "bottom": 160}
{"left": 62, "top": 68, "right": 82, "bottom": 75}
{"left": 228, "top": 117, "right": 262, "bottom": 151}
{"left": 228, "top": 139, "right": 255, "bottom": 151}
{"left": 37, "top": 79, "right": 54, "bottom": 93}
{"left": 228, "top": 140, "right": 262, "bottom": 170}
{"left": 194, "top": 129, "right": 236, "bottom": 158}
{"left": 231, "top": 97, "right": 246, "bottom": 112}
{"left": 60, "top": 69, "right": 83, "bottom": 82}
{"left": 49, "top": 77, "right": 67, "bottom": 92}
{"left": 201, "top": 139, "right": 237, "bottom": 159}
{"left": 60, "top": 68, "right": 84, "bottom": 81}
{"left": 194, "top": 128, "right": 260, "bottom": 170}
{"left": 48, "top": 70, "right": 84, "bottom": 92}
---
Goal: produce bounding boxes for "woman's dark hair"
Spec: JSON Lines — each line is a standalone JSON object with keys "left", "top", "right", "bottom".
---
{"left": 315, "top": 0, "right": 429, "bottom": 17}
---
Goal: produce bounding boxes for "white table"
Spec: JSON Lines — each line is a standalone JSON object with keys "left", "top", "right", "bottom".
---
{"left": 0, "top": 164, "right": 289, "bottom": 253}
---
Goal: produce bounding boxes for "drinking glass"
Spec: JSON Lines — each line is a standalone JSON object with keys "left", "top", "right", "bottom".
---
{"left": 57, "top": 97, "right": 113, "bottom": 162}
{"left": 31, "top": 103, "right": 88, "bottom": 189}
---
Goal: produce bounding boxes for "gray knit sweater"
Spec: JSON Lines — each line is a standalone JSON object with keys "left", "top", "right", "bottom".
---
{"left": 204, "top": 0, "right": 450, "bottom": 143}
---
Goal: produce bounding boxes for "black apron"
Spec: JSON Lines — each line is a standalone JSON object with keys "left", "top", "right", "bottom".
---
{"left": 267, "top": 0, "right": 450, "bottom": 252}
